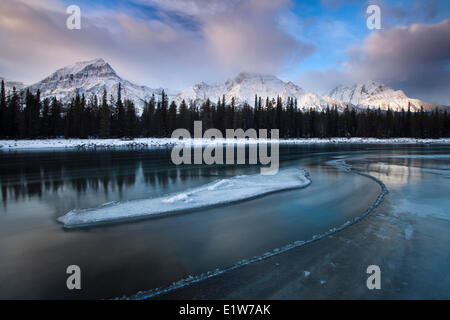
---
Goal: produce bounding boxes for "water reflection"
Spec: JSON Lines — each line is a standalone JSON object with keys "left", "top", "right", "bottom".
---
{"left": 1, "top": 144, "right": 449, "bottom": 299}
{"left": 0, "top": 149, "right": 259, "bottom": 212}
{"left": 2, "top": 145, "right": 449, "bottom": 213}
{"left": 358, "top": 155, "right": 450, "bottom": 187}
{"left": 365, "top": 162, "right": 422, "bottom": 186}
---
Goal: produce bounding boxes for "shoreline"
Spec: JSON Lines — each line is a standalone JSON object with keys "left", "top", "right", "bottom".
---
{"left": 1, "top": 137, "right": 450, "bottom": 151}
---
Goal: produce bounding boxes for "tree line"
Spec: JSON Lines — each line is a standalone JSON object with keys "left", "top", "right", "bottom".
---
{"left": 0, "top": 80, "right": 449, "bottom": 139}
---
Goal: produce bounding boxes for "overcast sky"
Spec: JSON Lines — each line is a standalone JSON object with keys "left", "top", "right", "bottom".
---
{"left": 0, "top": 0, "right": 449, "bottom": 104}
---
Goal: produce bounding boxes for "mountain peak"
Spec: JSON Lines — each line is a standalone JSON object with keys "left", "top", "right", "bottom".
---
{"left": 326, "top": 80, "right": 435, "bottom": 111}
{"left": 72, "top": 57, "right": 106, "bottom": 66}
{"left": 332, "top": 81, "right": 385, "bottom": 92}
{"left": 233, "top": 72, "right": 281, "bottom": 84}
{"left": 90, "top": 58, "right": 106, "bottom": 64}
{"left": 17, "top": 59, "right": 441, "bottom": 115}
{"left": 57, "top": 58, "right": 116, "bottom": 77}
{"left": 174, "top": 72, "right": 343, "bottom": 111}
{"left": 26, "top": 58, "right": 166, "bottom": 114}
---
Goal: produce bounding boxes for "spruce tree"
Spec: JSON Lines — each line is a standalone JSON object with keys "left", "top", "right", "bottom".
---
{"left": 99, "top": 89, "right": 111, "bottom": 138}
{"left": 167, "top": 101, "right": 177, "bottom": 135}
{"left": 8, "top": 88, "right": 21, "bottom": 138}
{"left": 142, "top": 94, "right": 156, "bottom": 137}
{"left": 115, "top": 83, "right": 125, "bottom": 137}
{"left": 49, "top": 97, "right": 62, "bottom": 137}
{"left": 40, "top": 98, "right": 50, "bottom": 137}
{"left": 177, "top": 99, "right": 190, "bottom": 131}
{"left": 154, "top": 90, "right": 168, "bottom": 137}
{"left": 125, "top": 99, "right": 137, "bottom": 137}
{"left": 0, "top": 80, "right": 5, "bottom": 137}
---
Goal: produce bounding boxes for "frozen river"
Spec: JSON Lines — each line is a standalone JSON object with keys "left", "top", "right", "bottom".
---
{"left": 0, "top": 144, "right": 448, "bottom": 299}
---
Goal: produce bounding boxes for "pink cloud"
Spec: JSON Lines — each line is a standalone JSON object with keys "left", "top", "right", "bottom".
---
{"left": 0, "top": 0, "right": 313, "bottom": 90}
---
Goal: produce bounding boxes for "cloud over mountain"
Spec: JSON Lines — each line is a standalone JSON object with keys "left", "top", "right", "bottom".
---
{"left": 0, "top": 0, "right": 448, "bottom": 105}
{"left": 299, "top": 19, "right": 450, "bottom": 105}
{"left": 0, "top": 0, "right": 313, "bottom": 90}
{"left": 345, "top": 19, "right": 450, "bottom": 105}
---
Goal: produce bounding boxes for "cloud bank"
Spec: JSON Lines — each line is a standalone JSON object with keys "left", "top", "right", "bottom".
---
{"left": 0, "top": 0, "right": 313, "bottom": 90}
{"left": 299, "top": 19, "right": 450, "bottom": 105}
{"left": 0, "top": 0, "right": 449, "bottom": 105}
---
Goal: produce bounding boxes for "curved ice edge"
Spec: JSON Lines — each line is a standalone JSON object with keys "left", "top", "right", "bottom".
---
{"left": 116, "top": 159, "right": 389, "bottom": 300}
{"left": 58, "top": 168, "right": 312, "bottom": 229}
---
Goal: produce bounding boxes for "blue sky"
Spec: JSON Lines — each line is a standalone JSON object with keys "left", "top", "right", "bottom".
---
{"left": 1, "top": 0, "right": 450, "bottom": 103}
{"left": 282, "top": 0, "right": 449, "bottom": 79}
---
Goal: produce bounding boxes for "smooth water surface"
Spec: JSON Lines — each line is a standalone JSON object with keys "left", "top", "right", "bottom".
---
{"left": 0, "top": 144, "right": 448, "bottom": 299}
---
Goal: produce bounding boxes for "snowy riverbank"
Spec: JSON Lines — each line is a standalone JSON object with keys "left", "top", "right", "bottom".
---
{"left": 1, "top": 137, "right": 450, "bottom": 151}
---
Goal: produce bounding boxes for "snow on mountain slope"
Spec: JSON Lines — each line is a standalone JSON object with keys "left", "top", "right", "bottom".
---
{"left": 26, "top": 58, "right": 170, "bottom": 114}
{"left": 0, "top": 76, "right": 25, "bottom": 93}
{"left": 326, "top": 81, "right": 441, "bottom": 112}
{"left": 8, "top": 60, "right": 444, "bottom": 114}
{"left": 176, "top": 72, "right": 351, "bottom": 111}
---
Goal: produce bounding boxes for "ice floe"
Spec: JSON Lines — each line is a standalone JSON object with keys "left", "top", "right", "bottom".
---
{"left": 58, "top": 168, "right": 311, "bottom": 228}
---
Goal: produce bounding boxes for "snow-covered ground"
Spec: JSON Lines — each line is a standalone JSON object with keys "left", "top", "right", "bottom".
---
{"left": 0, "top": 138, "right": 178, "bottom": 150}
{"left": 1, "top": 137, "right": 450, "bottom": 151}
{"left": 58, "top": 168, "right": 311, "bottom": 228}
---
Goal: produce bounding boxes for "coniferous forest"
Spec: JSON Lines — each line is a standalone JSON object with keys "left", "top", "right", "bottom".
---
{"left": 0, "top": 80, "right": 449, "bottom": 140}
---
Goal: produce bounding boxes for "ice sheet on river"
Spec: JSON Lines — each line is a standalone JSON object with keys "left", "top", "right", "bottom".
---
{"left": 58, "top": 168, "right": 311, "bottom": 228}
{"left": 387, "top": 154, "right": 450, "bottom": 160}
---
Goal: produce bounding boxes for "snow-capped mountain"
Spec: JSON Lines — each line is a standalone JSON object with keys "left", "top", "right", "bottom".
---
{"left": 0, "top": 76, "right": 25, "bottom": 93}
{"left": 26, "top": 58, "right": 170, "bottom": 114}
{"left": 7, "top": 59, "right": 444, "bottom": 114}
{"left": 176, "top": 72, "right": 351, "bottom": 112}
{"left": 326, "top": 81, "right": 441, "bottom": 112}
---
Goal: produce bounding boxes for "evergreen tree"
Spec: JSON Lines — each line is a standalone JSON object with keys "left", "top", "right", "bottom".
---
{"left": 2, "top": 85, "right": 449, "bottom": 140}
{"left": 230, "top": 97, "right": 236, "bottom": 129}
{"left": 125, "top": 99, "right": 137, "bottom": 137}
{"left": 141, "top": 94, "right": 155, "bottom": 137}
{"left": 24, "top": 89, "right": 41, "bottom": 138}
{"left": 177, "top": 99, "right": 190, "bottom": 131}
{"left": 167, "top": 101, "right": 177, "bottom": 135}
{"left": 7, "top": 88, "right": 22, "bottom": 138}
{"left": 115, "top": 83, "right": 125, "bottom": 137}
{"left": 40, "top": 98, "right": 50, "bottom": 137}
{"left": 201, "top": 99, "right": 212, "bottom": 130}
{"left": 154, "top": 90, "right": 168, "bottom": 137}
{"left": 253, "top": 95, "right": 259, "bottom": 131}
{"left": 406, "top": 104, "right": 412, "bottom": 137}
{"left": 49, "top": 97, "right": 63, "bottom": 137}
{"left": 0, "top": 80, "right": 5, "bottom": 137}
{"left": 99, "top": 89, "right": 111, "bottom": 138}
